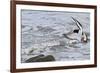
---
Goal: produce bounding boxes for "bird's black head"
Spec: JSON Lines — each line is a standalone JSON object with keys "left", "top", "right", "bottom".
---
{"left": 73, "top": 29, "right": 79, "bottom": 33}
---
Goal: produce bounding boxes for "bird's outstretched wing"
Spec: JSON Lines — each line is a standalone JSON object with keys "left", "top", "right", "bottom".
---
{"left": 71, "top": 17, "right": 83, "bottom": 31}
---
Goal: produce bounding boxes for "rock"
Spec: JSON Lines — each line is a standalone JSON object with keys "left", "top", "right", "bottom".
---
{"left": 25, "top": 55, "right": 55, "bottom": 63}
{"left": 25, "top": 54, "right": 45, "bottom": 63}
{"left": 36, "top": 55, "right": 55, "bottom": 62}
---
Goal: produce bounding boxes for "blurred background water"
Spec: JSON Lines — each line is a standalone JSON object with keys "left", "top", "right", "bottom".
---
{"left": 21, "top": 10, "right": 90, "bottom": 63}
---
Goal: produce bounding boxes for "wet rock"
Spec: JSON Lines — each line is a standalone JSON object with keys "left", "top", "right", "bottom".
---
{"left": 25, "top": 55, "right": 55, "bottom": 63}
{"left": 25, "top": 54, "right": 44, "bottom": 63}
{"left": 36, "top": 55, "right": 55, "bottom": 62}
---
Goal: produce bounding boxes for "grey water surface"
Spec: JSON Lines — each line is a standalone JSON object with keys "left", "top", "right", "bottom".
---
{"left": 21, "top": 10, "right": 90, "bottom": 63}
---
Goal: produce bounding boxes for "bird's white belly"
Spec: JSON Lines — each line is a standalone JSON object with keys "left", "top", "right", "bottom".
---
{"left": 67, "top": 33, "right": 82, "bottom": 41}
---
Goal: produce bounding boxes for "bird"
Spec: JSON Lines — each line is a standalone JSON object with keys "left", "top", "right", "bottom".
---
{"left": 63, "top": 17, "right": 88, "bottom": 43}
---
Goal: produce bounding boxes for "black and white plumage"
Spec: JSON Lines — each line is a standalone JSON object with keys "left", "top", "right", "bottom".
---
{"left": 63, "top": 17, "right": 87, "bottom": 43}
{"left": 71, "top": 17, "right": 83, "bottom": 35}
